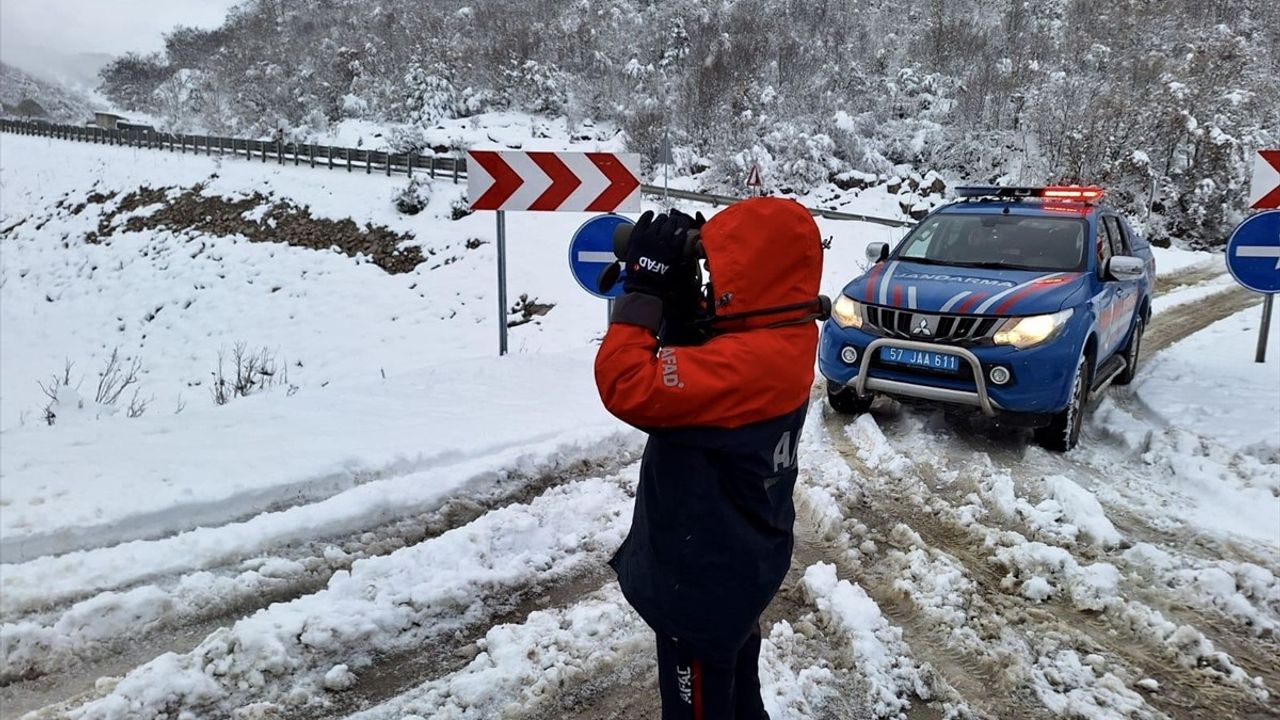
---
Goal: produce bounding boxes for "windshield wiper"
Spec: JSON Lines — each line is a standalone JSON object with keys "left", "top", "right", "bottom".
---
{"left": 896, "top": 256, "right": 949, "bottom": 266}
{"left": 945, "top": 260, "right": 1059, "bottom": 272}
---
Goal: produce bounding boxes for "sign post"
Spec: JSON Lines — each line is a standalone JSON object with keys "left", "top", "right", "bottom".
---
{"left": 1258, "top": 295, "right": 1273, "bottom": 363}
{"left": 467, "top": 150, "right": 642, "bottom": 355}
{"left": 657, "top": 131, "right": 674, "bottom": 203}
{"left": 1224, "top": 209, "right": 1279, "bottom": 363}
{"left": 496, "top": 210, "right": 508, "bottom": 355}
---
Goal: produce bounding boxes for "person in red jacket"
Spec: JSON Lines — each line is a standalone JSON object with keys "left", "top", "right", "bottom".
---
{"left": 595, "top": 197, "right": 825, "bottom": 719}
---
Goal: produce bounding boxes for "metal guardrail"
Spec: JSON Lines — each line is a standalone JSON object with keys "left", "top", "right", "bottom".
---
{"left": 642, "top": 185, "right": 914, "bottom": 227}
{"left": 1, "top": 119, "right": 915, "bottom": 228}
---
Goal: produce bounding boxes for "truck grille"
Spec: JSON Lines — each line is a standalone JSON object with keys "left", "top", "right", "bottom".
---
{"left": 864, "top": 306, "right": 1000, "bottom": 345}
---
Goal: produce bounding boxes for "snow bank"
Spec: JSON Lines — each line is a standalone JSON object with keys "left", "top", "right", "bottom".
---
{"left": 347, "top": 585, "right": 646, "bottom": 720}
{"left": 802, "top": 563, "right": 933, "bottom": 718}
{"left": 0, "top": 352, "right": 635, "bottom": 562}
{"left": 67, "top": 472, "right": 635, "bottom": 719}
{"left": 1042, "top": 475, "right": 1123, "bottom": 548}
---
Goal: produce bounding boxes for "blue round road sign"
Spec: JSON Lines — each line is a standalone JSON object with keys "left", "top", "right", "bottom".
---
{"left": 569, "top": 214, "right": 634, "bottom": 300}
{"left": 1226, "top": 210, "right": 1280, "bottom": 294}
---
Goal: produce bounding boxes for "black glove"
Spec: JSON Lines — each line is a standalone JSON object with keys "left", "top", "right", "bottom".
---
{"left": 622, "top": 210, "right": 692, "bottom": 298}
{"left": 672, "top": 209, "right": 707, "bottom": 230}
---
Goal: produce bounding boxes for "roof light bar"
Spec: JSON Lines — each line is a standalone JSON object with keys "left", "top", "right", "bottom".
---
{"left": 954, "top": 185, "right": 1106, "bottom": 203}
{"left": 1042, "top": 186, "right": 1105, "bottom": 201}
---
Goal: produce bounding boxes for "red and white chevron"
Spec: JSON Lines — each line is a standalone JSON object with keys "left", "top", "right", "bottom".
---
{"left": 466, "top": 151, "right": 641, "bottom": 212}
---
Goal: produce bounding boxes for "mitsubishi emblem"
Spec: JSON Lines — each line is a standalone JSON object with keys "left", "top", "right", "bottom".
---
{"left": 912, "top": 317, "right": 933, "bottom": 337}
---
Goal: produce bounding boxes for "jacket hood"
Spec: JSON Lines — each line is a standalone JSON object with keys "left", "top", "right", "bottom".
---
{"left": 844, "top": 259, "right": 1086, "bottom": 316}
{"left": 700, "top": 198, "right": 823, "bottom": 326}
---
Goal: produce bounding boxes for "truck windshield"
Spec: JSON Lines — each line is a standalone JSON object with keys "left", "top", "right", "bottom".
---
{"left": 896, "top": 214, "right": 1086, "bottom": 272}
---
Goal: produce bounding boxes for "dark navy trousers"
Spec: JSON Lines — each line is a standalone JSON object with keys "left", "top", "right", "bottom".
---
{"left": 654, "top": 623, "right": 769, "bottom": 720}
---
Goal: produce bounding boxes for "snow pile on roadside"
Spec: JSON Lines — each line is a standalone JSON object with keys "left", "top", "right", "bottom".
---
{"left": 757, "top": 620, "right": 841, "bottom": 719}
{"left": 2, "top": 422, "right": 638, "bottom": 611}
{"left": 0, "top": 352, "right": 638, "bottom": 563}
{"left": 802, "top": 562, "right": 936, "bottom": 719}
{"left": 1027, "top": 645, "right": 1155, "bottom": 719}
{"left": 66, "top": 473, "right": 635, "bottom": 720}
{"left": 993, "top": 541, "right": 1121, "bottom": 611}
{"left": 347, "top": 585, "right": 648, "bottom": 720}
{"left": 1008, "top": 475, "right": 1124, "bottom": 549}
{"left": 1121, "top": 543, "right": 1280, "bottom": 637}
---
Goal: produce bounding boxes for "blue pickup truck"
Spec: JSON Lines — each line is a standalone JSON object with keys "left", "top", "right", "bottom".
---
{"left": 819, "top": 186, "right": 1154, "bottom": 451}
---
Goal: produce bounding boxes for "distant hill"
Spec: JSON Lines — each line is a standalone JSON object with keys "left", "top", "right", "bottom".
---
{"left": 1, "top": 62, "right": 94, "bottom": 123}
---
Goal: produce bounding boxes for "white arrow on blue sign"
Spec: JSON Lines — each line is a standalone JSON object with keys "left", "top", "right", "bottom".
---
{"left": 1226, "top": 209, "right": 1280, "bottom": 294}
{"left": 569, "top": 214, "right": 635, "bottom": 300}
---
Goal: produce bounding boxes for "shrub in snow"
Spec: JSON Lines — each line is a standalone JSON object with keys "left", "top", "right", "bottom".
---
{"left": 403, "top": 62, "right": 463, "bottom": 126}
{"left": 386, "top": 125, "right": 428, "bottom": 155}
{"left": 211, "top": 343, "right": 291, "bottom": 406}
{"left": 507, "top": 294, "right": 555, "bottom": 328}
{"left": 340, "top": 93, "right": 368, "bottom": 119}
{"left": 38, "top": 349, "right": 150, "bottom": 426}
{"left": 449, "top": 196, "right": 473, "bottom": 221}
{"left": 393, "top": 176, "right": 433, "bottom": 216}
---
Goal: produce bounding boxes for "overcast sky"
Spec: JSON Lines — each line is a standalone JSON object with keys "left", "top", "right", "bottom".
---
{"left": 1, "top": 0, "right": 237, "bottom": 65}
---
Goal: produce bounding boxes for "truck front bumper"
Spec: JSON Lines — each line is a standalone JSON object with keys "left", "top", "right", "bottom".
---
{"left": 819, "top": 321, "right": 1078, "bottom": 416}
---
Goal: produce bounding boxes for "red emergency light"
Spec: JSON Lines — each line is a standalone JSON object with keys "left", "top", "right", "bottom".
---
{"left": 954, "top": 185, "right": 1106, "bottom": 203}
{"left": 1041, "top": 186, "right": 1105, "bottom": 202}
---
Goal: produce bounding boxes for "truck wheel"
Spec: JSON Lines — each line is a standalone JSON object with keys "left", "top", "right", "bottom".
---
{"left": 827, "top": 385, "right": 873, "bottom": 415}
{"left": 1114, "top": 316, "right": 1144, "bottom": 386}
{"left": 1034, "top": 353, "right": 1090, "bottom": 452}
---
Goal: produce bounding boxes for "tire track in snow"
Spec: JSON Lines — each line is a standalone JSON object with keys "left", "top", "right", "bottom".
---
{"left": 12, "top": 461, "right": 640, "bottom": 712}
{"left": 1144, "top": 284, "right": 1260, "bottom": 356}
{"left": 816, "top": 408, "right": 1277, "bottom": 719}
{"left": 1152, "top": 260, "right": 1227, "bottom": 297}
{"left": 0, "top": 448, "right": 639, "bottom": 709}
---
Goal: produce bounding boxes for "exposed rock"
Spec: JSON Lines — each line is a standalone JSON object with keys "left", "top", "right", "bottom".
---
{"left": 80, "top": 185, "right": 424, "bottom": 274}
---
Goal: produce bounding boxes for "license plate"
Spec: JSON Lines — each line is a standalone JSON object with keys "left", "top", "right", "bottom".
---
{"left": 879, "top": 347, "right": 961, "bottom": 373}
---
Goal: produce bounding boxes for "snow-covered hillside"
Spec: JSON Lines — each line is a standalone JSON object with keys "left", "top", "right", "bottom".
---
{"left": 2, "top": 130, "right": 1277, "bottom": 720}
{"left": 0, "top": 63, "right": 94, "bottom": 123}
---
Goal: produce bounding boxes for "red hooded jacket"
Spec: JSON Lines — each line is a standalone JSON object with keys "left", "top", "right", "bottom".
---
{"left": 595, "top": 198, "right": 823, "bottom": 660}
{"left": 596, "top": 197, "right": 823, "bottom": 428}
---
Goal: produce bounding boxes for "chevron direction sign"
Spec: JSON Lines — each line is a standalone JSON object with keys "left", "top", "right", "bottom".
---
{"left": 466, "top": 151, "right": 642, "bottom": 212}
{"left": 1249, "top": 150, "right": 1280, "bottom": 210}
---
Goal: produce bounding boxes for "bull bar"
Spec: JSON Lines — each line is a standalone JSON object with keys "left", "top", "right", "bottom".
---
{"left": 850, "top": 337, "right": 1002, "bottom": 417}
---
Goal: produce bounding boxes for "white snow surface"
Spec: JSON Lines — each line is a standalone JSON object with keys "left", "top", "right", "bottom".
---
{"left": 1132, "top": 304, "right": 1280, "bottom": 455}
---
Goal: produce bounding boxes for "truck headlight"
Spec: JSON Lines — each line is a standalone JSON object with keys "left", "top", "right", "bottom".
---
{"left": 832, "top": 295, "right": 865, "bottom": 330}
{"left": 993, "top": 308, "right": 1074, "bottom": 349}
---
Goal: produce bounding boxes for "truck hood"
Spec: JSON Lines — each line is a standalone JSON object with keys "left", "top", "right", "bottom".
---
{"left": 843, "top": 260, "right": 1086, "bottom": 317}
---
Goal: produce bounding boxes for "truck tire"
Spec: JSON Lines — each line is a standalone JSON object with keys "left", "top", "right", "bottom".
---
{"left": 1114, "top": 316, "right": 1144, "bottom": 386}
{"left": 1035, "top": 353, "right": 1090, "bottom": 452}
{"left": 827, "top": 384, "right": 873, "bottom": 415}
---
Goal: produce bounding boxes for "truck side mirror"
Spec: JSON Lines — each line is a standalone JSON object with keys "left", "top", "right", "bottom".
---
{"left": 865, "top": 242, "right": 889, "bottom": 264}
{"left": 1106, "top": 256, "right": 1145, "bottom": 282}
